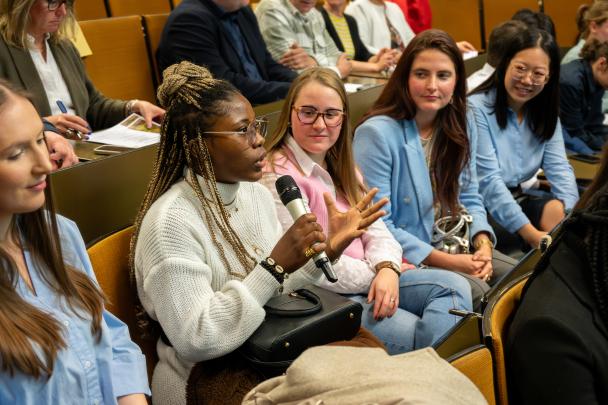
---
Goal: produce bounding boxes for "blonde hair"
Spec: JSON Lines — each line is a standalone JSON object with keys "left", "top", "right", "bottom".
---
{"left": 579, "top": 1, "right": 608, "bottom": 40}
{"left": 264, "top": 67, "right": 365, "bottom": 206}
{"left": 0, "top": 0, "right": 75, "bottom": 48}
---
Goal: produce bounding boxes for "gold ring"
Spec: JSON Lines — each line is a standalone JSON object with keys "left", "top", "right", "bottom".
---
{"left": 304, "top": 247, "right": 315, "bottom": 258}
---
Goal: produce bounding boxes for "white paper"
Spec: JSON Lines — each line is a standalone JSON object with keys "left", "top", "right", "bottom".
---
{"left": 344, "top": 83, "right": 365, "bottom": 93}
{"left": 463, "top": 51, "right": 479, "bottom": 61}
{"left": 87, "top": 113, "right": 160, "bottom": 148}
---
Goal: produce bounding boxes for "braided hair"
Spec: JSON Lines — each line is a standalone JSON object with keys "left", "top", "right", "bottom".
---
{"left": 129, "top": 62, "right": 257, "bottom": 333}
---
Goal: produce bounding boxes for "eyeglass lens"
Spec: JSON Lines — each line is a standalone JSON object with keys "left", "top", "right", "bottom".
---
{"left": 295, "top": 107, "right": 343, "bottom": 127}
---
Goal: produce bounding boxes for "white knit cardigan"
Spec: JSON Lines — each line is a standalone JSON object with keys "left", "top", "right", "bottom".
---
{"left": 134, "top": 175, "right": 321, "bottom": 405}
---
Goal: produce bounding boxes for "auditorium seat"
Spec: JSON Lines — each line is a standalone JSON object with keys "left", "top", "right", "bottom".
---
{"left": 106, "top": 0, "right": 171, "bottom": 17}
{"left": 74, "top": 0, "right": 108, "bottom": 20}
{"left": 79, "top": 16, "right": 157, "bottom": 103}
{"left": 482, "top": 274, "right": 530, "bottom": 405}
{"left": 449, "top": 345, "right": 496, "bottom": 405}
{"left": 142, "top": 13, "right": 170, "bottom": 86}
{"left": 87, "top": 226, "right": 159, "bottom": 382}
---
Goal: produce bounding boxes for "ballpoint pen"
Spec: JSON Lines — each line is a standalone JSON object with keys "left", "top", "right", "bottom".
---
{"left": 56, "top": 100, "right": 83, "bottom": 140}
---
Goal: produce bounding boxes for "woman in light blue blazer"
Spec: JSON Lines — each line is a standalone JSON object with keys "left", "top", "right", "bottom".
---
{"left": 354, "top": 30, "right": 513, "bottom": 305}
{"left": 469, "top": 27, "right": 578, "bottom": 250}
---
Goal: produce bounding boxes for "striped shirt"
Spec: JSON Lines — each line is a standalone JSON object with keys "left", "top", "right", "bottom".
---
{"left": 255, "top": 0, "right": 342, "bottom": 70}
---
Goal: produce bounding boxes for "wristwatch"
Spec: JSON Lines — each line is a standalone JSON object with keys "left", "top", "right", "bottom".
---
{"left": 374, "top": 261, "right": 401, "bottom": 277}
{"left": 260, "top": 257, "right": 288, "bottom": 293}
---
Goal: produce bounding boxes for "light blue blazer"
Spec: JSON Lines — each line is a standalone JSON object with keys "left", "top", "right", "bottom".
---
{"left": 353, "top": 113, "right": 495, "bottom": 266}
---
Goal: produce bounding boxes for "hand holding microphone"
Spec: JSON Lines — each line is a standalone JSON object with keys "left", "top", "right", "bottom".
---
{"left": 274, "top": 175, "right": 389, "bottom": 283}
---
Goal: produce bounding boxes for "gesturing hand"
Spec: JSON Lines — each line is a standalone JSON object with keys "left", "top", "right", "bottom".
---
{"left": 323, "top": 188, "right": 387, "bottom": 261}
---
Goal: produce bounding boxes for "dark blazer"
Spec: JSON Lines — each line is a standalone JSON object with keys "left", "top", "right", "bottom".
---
{"left": 157, "top": 0, "right": 296, "bottom": 105}
{"left": 560, "top": 58, "right": 608, "bottom": 151}
{"left": 318, "top": 7, "right": 372, "bottom": 62}
{"left": 506, "top": 232, "right": 608, "bottom": 405}
{"left": 0, "top": 36, "right": 126, "bottom": 130}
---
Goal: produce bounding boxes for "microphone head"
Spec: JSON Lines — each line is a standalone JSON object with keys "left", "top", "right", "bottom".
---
{"left": 275, "top": 175, "right": 302, "bottom": 205}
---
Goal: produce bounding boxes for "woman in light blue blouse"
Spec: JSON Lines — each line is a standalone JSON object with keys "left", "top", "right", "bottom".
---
{"left": 354, "top": 30, "right": 514, "bottom": 307}
{"left": 0, "top": 80, "right": 149, "bottom": 404}
{"left": 469, "top": 27, "right": 579, "bottom": 250}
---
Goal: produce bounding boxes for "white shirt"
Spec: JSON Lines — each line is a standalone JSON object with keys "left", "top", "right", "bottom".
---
{"left": 345, "top": 0, "right": 415, "bottom": 54}
{"left": 27, "top": 33, "right": 75, "bottom": 116}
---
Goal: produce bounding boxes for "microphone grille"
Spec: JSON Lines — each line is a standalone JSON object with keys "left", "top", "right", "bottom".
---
{"left": 275, "top": 175, "right": 302, "bottom": 205}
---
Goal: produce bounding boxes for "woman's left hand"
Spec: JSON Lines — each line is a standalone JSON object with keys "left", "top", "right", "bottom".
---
{"left": 323, "top": 188, "right": 387, "bottom": 261}
{"left": 368, "top": 267, "right": 400, "bottom": 320}
{"left": 472, "top": 243, "right": 493, "bottom": 282}
{"left": 131, "top": 100, "right": 165, "bottom": 128}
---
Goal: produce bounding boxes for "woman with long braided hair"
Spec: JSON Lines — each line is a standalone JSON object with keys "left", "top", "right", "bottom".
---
{"left": 506, "top": 146, "right": 608, "bottom": 404}
{"left": 130, "top": 61, "right": 386, "bottom": 405}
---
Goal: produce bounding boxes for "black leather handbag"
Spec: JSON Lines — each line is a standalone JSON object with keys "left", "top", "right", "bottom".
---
{"left": 239, "top": 285, "right": 362, "bottom": 374}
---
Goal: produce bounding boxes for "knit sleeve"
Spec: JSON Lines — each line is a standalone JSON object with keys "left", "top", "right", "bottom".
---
{"left": 135, "top": 198, "right": 279, "bottom": 362}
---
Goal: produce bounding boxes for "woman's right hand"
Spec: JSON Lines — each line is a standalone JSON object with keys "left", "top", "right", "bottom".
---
{"left": 518, "top": 224, "right": 548, "bottom": 249}
{"left": 45, "top": 114, "right": 91, "bottom": 136}
{"left": 269, "top": 213, "right": 327, "bottom": 274}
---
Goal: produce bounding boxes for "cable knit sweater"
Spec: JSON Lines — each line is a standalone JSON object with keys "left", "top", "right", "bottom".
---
{"left": 134, "top": 174, "right": 321, "bottom": 405}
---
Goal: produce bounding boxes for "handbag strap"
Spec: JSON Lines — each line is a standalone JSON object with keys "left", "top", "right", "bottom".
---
{"left": 264, "top": 289, "right": 322, "bottom": 317}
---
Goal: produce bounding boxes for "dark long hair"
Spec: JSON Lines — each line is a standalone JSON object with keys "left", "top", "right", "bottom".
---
{"left": 525, "top": 145, "right": 608, "bottom": 329}
{"left": 0, "top": 81, "right": 104, "bottom": 379}
{"left": 360, "top": 29, "right": 469, "bottom": 215}
{"left": 472, "top": 27, "right": 560, "bottom": 143}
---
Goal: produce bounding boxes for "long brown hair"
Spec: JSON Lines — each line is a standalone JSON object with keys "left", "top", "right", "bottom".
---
{"left": 265, "top": 68, "right": 365, "bottom": 205}
{"left": 360, "top": 29, "right": 469, "bottom": 216}
{"left": 0, "top": 81, "right": 104, "bottom": 379}
{"left": 0, "top": 0, "right": 76, "bottom": 48}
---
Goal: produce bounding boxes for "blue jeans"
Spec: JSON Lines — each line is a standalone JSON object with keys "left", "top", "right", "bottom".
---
{"left": 347, "top": 268, "right": 472, "bottom": 355}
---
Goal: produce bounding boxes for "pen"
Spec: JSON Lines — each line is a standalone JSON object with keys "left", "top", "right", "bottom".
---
{"left": 56, "top": 100, "right": 83, "bottom": 140}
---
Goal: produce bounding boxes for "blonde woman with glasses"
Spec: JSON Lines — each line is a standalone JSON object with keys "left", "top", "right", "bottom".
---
{"left": 262, "top": 67, "right": 473, "bottom": 355}
{"left": 0, "top": 0, "right": 164, "bottom": 140}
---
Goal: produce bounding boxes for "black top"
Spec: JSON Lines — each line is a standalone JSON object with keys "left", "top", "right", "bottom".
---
{"left": 559, "top": 58, "right": 608, "bottom": 151}
{"left": 507, "top": 232, "right": 608, "bottom": 405}
{"left": 157, "top": 0, "right": 297, "bottom": 105}
{"left": 318, "top": 7, "right": 372, "bottom": 62}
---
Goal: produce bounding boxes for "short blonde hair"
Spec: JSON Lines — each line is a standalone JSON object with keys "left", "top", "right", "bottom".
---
{"left": 0, "top": 0, "right": 75, "bottom": 48}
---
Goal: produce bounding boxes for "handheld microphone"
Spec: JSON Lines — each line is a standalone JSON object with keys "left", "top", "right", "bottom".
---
{"left": 275, "top": 175, "right": 338, "bottom": 283}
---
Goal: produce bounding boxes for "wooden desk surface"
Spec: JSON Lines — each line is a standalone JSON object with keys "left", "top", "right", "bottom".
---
{"left": 569, "top": 156, "right": 600, "bottom": 181}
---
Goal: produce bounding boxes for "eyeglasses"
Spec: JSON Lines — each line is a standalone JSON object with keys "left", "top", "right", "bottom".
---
{"left": 202, "top": 118, "right": 268, "bottom": 145}
{"left": 47, "top": 0, "right": 72, "bottom": 11}
{"left": 510, "top": 63, "right": 549, "bottom": 86}
{"left": 292, "top": 106, "right": 345, "bottom": 127}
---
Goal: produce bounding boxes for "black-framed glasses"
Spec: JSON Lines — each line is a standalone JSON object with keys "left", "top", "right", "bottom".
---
{"left": 47, "top": 0, "right": 72, "bottom": 11}
{"left": 510, "top": 63, "right": 549, "bottom": 86}
{"left": 202, "top": 118, "right": 268, "bottom": 145}
{"left": 292, "top": 106, "right": 345, "bottom": 127}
